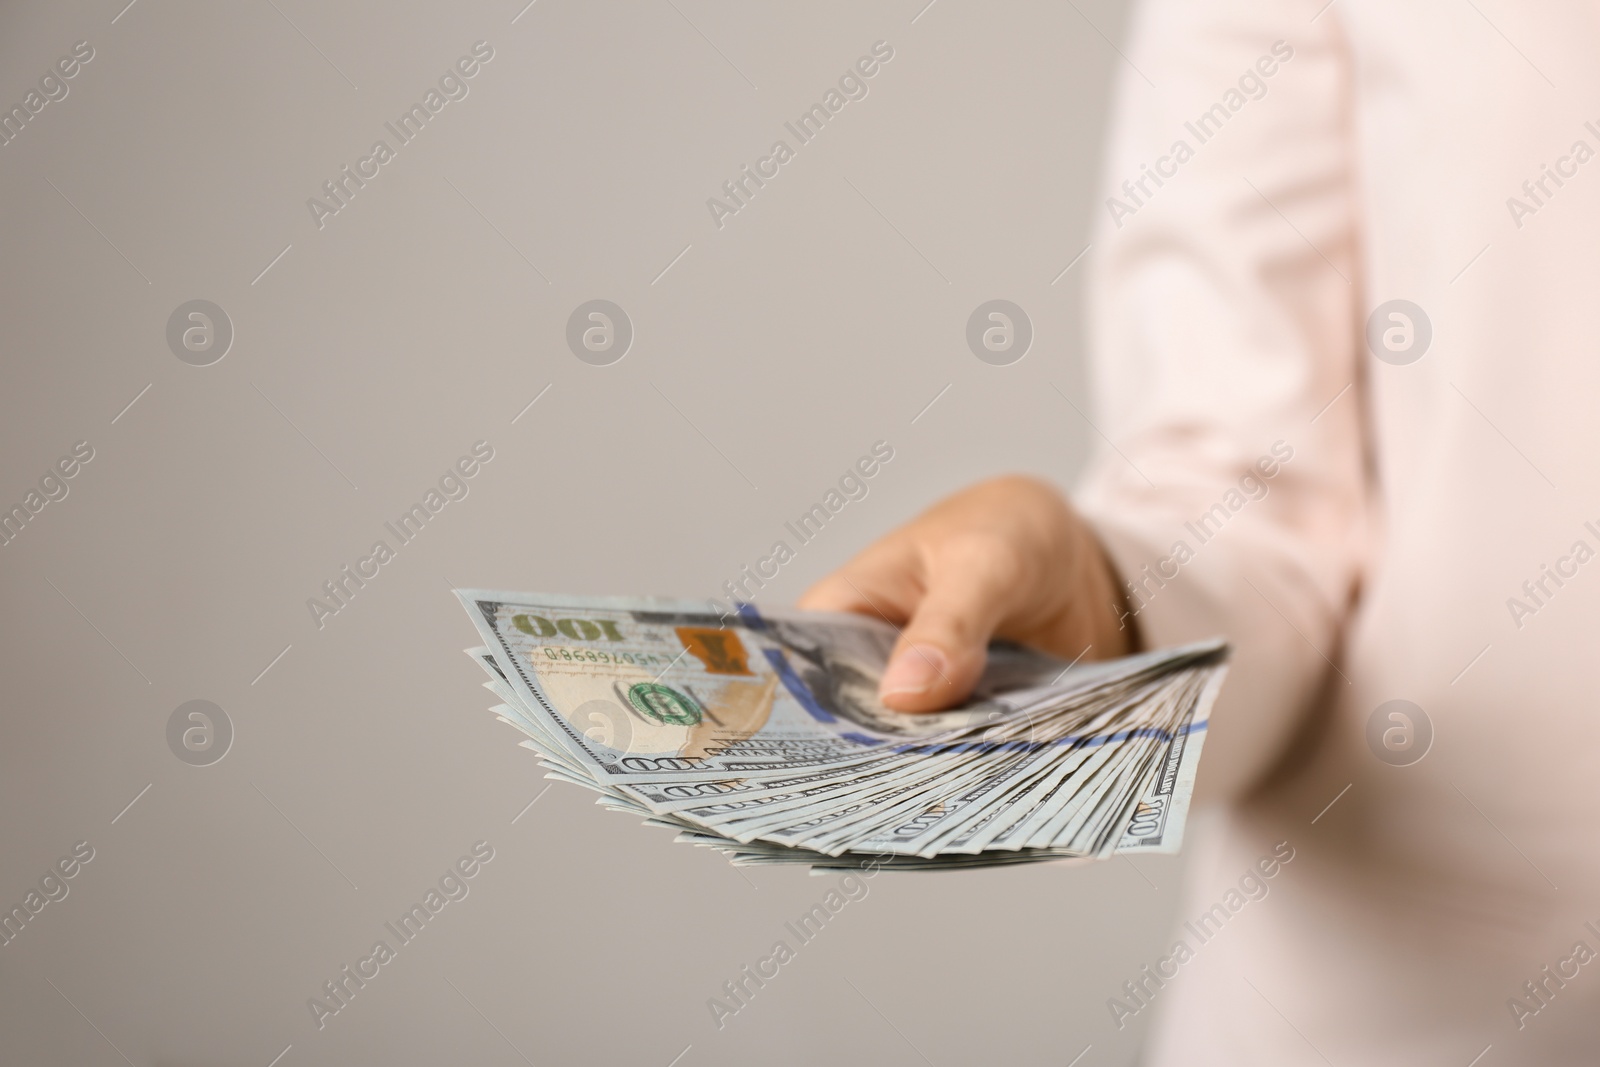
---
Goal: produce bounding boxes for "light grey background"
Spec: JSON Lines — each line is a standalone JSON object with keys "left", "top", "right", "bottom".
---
{"left": 0, "top": 2, "right": 1185, "bottom": 1064}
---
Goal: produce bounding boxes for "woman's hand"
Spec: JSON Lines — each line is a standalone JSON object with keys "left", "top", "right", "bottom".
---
{"left": 798, "top": 476, "right": 1133, "bottom": 712}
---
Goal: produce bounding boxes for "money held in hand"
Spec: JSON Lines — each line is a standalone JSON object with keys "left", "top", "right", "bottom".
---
{"left": 456, "top": 591, "right": 1228, "bottom": 872}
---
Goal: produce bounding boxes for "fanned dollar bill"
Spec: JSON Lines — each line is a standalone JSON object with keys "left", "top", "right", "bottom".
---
{"left": 455, "top": 590, "right": 1227, "bottom": 872}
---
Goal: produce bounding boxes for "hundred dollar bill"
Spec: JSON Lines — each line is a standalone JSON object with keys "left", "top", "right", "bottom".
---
{"left": 455, "top": 589, "right": 1229, "bottom": 872}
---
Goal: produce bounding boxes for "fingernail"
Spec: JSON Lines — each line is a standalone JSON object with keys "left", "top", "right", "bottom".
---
{"left": 879, "top": 645, "right": 948, "bottom": 697}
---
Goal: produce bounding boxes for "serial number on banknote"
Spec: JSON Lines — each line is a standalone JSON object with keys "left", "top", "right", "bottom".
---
{"left": 534, "top": 646, "right": 674, "bottom": 667}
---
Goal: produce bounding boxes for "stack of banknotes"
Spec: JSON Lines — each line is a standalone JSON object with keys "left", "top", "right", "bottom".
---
{"left": 456, "top": 590, "right": 1228, "bottom": 872}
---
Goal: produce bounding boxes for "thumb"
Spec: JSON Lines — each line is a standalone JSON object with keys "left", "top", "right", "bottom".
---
{"left": 878, "top": 560, "right": 1015, "bottom": 713}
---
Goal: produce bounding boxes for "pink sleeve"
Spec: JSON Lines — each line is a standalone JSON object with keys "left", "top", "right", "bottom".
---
{"left": 1073, "top": 0, "right": 1369, "bottom": 801}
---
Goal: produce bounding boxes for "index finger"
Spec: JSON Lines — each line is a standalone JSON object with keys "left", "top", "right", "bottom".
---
{"left": 796, "top": 540, "right": 920, "bottom": 622}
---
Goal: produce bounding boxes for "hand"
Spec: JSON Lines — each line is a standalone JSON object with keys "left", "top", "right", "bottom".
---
{"left": 798, "top": 476, "right": 1133, "bottom": 712}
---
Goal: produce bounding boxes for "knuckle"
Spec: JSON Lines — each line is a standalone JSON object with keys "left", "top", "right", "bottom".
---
{"left": 934, "top": 533, "right": 1030, "bottom": 591}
